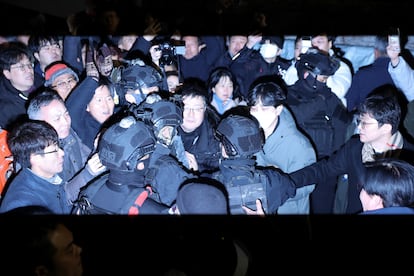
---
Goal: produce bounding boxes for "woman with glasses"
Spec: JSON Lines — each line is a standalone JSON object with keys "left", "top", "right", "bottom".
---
{"left": 0, "top": 42, "right": 36, "bottom": 130}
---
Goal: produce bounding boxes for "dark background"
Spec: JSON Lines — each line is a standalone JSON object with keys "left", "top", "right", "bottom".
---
{"left": 1, "top": 1, "right": 414, "bottom": 274}
{"left": 0, "top": 0, "right": 413, "bottom": 35}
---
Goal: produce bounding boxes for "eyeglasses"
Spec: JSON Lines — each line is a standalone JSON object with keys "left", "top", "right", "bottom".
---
{"left": 10, "top": 63, "right": 34, "bottom": 72}
{"left": 52, "top": 77, "right": 77, "bottom": 89}
{"left": 183, "top": 106, "right": 206, "bottom": 114}
{"left": 357, "top": 119, "right": 378, "bottom": 129}
{"left": 36, "top": 144, "right": 60, "bottom": 156}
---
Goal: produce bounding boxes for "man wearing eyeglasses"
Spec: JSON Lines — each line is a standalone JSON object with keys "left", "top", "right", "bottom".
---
{"left": 44, "top": 61, "right": 79, "bottom": 100}
{"left": 177, "top": 82, "right": 221, "bottom": 174}
{"left": 27, "top": 90, "right": 106, "bottom": 184}
{"left": 0, "top": 120, "right": 103, "bottom": 214}
{"left": 0, "top": 42, "right": 36, "bottom": 130}
{"left": 282, "top": 85, "right": 414, "bottom": 214}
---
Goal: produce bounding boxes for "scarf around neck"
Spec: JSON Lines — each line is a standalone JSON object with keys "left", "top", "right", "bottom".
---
{"left": 361, "top": 131, "right": 404, "bottom": 163}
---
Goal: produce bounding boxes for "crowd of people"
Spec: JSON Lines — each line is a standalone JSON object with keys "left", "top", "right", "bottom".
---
{"left": 0, "top": 0, "right": 414, "bottom": 218}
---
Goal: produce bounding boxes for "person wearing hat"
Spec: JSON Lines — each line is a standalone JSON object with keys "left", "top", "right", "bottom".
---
{"left": 256, "top": 35, "right": 291, "bottom": 80}
{"left": 117, "top": 58, "right": 164, "bottom": 106}
{"left": 171, "top": 178, "right": 229, "bottom": 215}
{"left": 286, "top": 47, "right": 351, "bottom": 160}
{"left": 284, "top": 33, "right": 353, "bottom": 107}
{"left": 131, "top": 97, "right": 198, "bottom": 207}
{"left": 208, "top": 114, "right": 297, "bottom": 215}
{"left": 285, "top": 48, "right": 352, "bottom": 213}
{"left": 72, "top": 116, "right": 169, "bottom": 215}
{"left": 44, "top": 61, "right": 79, "bottom": 100}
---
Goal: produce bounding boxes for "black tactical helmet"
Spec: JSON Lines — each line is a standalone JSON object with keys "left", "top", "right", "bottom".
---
{"left": 98, "top": 116, "right": 156, "bottom": 172}
{"left": 216, "top": 114, "right": 263, "bottom": 158}
{"left": 150, "top": 100, "right": 182, "bottom": 131}
{"left": 116, "top": 59, "right": 163, "bottom": 91}
{"left": 296, "top": 47, "right": 340, "bottom": 76}
{"left": 133, "top": 99, "right": 183, "bottom": 146}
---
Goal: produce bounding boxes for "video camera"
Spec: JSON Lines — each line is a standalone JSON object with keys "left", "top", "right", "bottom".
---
{"left": 155, "top": 40, "right": 186, "bottom": 66}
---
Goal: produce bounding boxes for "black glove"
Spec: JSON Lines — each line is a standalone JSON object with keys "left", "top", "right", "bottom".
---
{"left": 262, "top": 168, "right": 296, "bottom": 213}
{"left": 97, "top": 43, "right": 112, "bottom": 64}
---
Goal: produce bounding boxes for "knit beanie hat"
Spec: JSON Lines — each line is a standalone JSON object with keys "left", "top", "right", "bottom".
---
{"left": 176, "top": 179, "right": 229, "bottom": 215}
{"left": 44, "top": 62, "right": 79, "bottom": 87}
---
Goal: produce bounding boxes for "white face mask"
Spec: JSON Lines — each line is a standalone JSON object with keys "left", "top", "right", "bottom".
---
{"left": 260, "top": 44, "right": 278, "bottom": 59}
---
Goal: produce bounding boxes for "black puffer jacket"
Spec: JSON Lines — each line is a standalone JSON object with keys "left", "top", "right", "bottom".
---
{"left": 0, "top": 76, "right": 29, "bottom": 130}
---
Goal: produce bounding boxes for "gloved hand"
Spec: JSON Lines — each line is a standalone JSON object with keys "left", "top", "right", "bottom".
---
{"left": 262, "top": 168, "right": 296, "bottom": 214}
{"left": 96, "top": 43, "right": 113, "bottom": 77}
{"left": 85, "top": 45, "right": 99, "bottom": 79}
{"left": 96, "top": 43, "right": 112, "bottom": 64}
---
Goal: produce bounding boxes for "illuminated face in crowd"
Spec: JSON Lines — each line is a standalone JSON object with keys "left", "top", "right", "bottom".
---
{"left": 87, "top": 84, "right": 115, "bottom": 124}
{"left": 212, "top": 75, "right": 234, "bottom": 103}
{"left": 51, "top": 72, "right": 78, "bottom": 100}
{"left": 47, "top": 223, "right": 83, "bottom": 276}
{"left": 250, "top": 98, "right": 282, "bottom": 139}
{"left": 37, "top": 99, "right": 72, "bottom": 139}
{"left": 311, "top": 35, "right": 332, "bottom": 53}
{"left": 3, "top": 55, "right": 34, "bottom": 92}
{"left": 180, "top": 95, "right": 206, "bottom": 133}
{"left": 357, "top": 113, "right": 391, "bottom": 151}
{"left": 228, "top": 35, "right": 247, "bottom": 57}
{"left": 35, "top": 42, "right": 63, "bottom": 71}
{"left": 166, "top": 73, "right": 180, "bottom": 93}
{"left": 182, "top": 36, "right": 200, "bottom": 60}
{"left": 32, "top": 142, "right": 64, "bottom": 179}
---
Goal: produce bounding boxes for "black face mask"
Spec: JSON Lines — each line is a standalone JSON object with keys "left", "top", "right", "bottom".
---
{"left": 301, "top": 72, "right": 328, "bottom": 93}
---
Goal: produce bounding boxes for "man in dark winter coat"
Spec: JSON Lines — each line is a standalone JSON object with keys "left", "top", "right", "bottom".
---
{"left": 289, "top": 85, "right": 414, "bottom": 214}
{"left": 0, "top": 42, "right": 36, "bottom": 130}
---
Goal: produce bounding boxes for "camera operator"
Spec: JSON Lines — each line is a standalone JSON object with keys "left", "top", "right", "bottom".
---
{"left": 149, "top": 37, "right": 182, "bottom": 71}
{"left": 148, "top": 37, "right": 183, "bottom": 91}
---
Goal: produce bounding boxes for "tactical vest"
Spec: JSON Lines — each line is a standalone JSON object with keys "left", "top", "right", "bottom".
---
{"left": 72, "top": 175, "right": 150, "bottom": 215}
{"left": 211, "top": 170, "right": 268, "bottom": 215}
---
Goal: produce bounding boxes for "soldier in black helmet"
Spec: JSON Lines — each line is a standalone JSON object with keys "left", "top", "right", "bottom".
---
{"left": 207, "top": 114, "right": 297, "bottom": 214}
{"left": 72, "top": 116, "right": 169, "bottom": 215}
{"left": 113, "top": 58, "right": 165, "bottom": 107}
{"left": 130, "top": 97, "right": 198, "bottom": 207}
{"left": 286, "top": 47, "right": 353, "bottom": 214}
{"left": 287, "top": 47, "right": 351, "bottom": 160}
